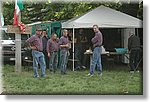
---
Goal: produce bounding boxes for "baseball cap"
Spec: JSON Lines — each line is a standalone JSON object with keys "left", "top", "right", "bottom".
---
{"left": 36, "top": 26, "right": 43, "bottom": 31}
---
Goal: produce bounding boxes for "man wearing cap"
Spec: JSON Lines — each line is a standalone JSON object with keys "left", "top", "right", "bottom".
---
{"left": 47, "top": 33, "right": 59, "bottom": 73}
{"left": 42, "top": 29, "right": 49, "bottom": 69}
{"left": 59, "top": 29, "right": 71, "bottom": 75}
{"left": 88, "top": 25, "right": 103, "bottom": 77}
{"left": 128, "top": 31, "right": 140, "bottom": 73}
{"left": 26, "top": 26, "right": 46, "bottom": 78}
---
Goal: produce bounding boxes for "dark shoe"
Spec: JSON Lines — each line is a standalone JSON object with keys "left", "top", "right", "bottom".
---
{"left": 61, "top": 72, "right": 64, "bottom": 75}
{"left": 61, "top": 72, "right": 66, "bottom": 75}
{"left": 34, "top": 75, "right": 39, "bottom": 78}
{"left": 75, "top": 66, "right": 80, "bottom": 70}
{"left": 49, "top": 68, "right": 53, "bottom": 71}
{"left": 41, "top": 75, "right": 45, "bottom": 78}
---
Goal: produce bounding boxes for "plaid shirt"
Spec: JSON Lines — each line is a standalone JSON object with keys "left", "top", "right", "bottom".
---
{"left": 26, "top": 34, "right": 43, "bottom": 51}
{"left": 47, "top": 39, "right": 59, "bottom": 53}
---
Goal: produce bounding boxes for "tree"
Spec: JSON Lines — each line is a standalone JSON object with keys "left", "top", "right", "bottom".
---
{"left": 2, "top": 1, "right": 143, "bottom": 25}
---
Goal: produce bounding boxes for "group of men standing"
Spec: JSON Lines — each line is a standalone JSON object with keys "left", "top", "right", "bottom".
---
{"left": 25, "top": 25, "right": 103, "bottom": 78}
{"left": 25, "top": 24, "right": 141, "bottom": 78}
{"left": 26, "top": 27, "right": 71, "bottom": 78}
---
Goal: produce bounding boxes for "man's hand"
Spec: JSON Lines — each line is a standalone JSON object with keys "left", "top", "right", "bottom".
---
{"left": 56, "top": 38, "right": 59, "bottom": 42}
{"left": 30, "top": 46, "right": 37, "bottom": 50}
{"left": 60, "top": 44, "right": 69, "bottom": 48}
{"left": 48, "top": 53, "right": 50, "bottom": 57}
{"left": 66, "top": 43, "right": 71, "bottom": 49}
{"left": 65, "top": 44, "right": 69, "bottom": 48}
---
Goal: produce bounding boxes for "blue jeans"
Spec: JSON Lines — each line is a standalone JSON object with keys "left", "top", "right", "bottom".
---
{"left": 32, "top": 50, "right": 46, "bottom": 78}
{"left": 60, "top": 49, "right": 68, "bottom": 74}
{"left": 90, "top": 47, "right": 102, "bottom": 75}
{"left": 49, "top": 52, "right": 58, "bottom": 72}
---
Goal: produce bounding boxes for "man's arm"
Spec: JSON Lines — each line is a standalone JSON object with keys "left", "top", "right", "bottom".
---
{"left": 59, "top": 38, "right": 69, "bottom": 48}
{"left": 25, "top": 36, "right": 37, "bottom": 50}
{"left": 46, "top": 40, "right": 50, "bottom": 53}
{"left": 46, "top": 40, "right": 51, "bottom": 57}
{"left": 24, "top": 42, "right": 37, "bottom": 50}
{"left": 91, "top": 35, "right": 98, "bottom": 44}
{"left": 60, "top": 44, "right": 69, "bottom": 48}
{"left": 26, "top": 36, "right": 34, "bottom": 43}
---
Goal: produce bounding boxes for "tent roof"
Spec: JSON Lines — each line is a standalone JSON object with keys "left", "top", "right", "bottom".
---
{"left": 62, "top": 6, "right": 143, "bottom": 28}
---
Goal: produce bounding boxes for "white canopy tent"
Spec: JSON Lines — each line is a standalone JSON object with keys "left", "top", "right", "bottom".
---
{"left": 62, "top": 5, "right": 143, "bottom": 71}
{"left": 62, "top": 5, "right": 142, "bottom": 28}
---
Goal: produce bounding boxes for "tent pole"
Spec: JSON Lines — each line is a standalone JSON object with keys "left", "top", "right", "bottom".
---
{"left": 73, "top": 25, "right": 75, "bottom": 71}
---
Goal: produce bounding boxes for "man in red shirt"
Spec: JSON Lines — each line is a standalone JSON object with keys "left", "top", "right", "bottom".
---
{"left": 26, "top": 26, "right": 46, "bottom": 78}
{"left": 47, "top": 33, "right": 59, "bottom": 73}
{"left": 59, "top": 29, "right": 71, "bottom": 75}
{"left": 88, "top": 25, "right": 103, "bottom": 77}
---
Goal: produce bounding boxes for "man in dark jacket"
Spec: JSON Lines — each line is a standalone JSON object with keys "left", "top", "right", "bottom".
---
{"left": 128, "top": 32, "right": 140, "bottom": 73}
{"left": 42, "top": 29, "right": 49, "bottom": 69}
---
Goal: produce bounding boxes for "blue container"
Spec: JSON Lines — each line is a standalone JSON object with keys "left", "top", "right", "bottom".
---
{"left": 115, "top": 48, "right": 128, "bottom": 54}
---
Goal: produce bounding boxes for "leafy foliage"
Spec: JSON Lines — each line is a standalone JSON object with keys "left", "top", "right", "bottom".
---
{"left": 2, "top": 1, "right": 143, "bottom": 25}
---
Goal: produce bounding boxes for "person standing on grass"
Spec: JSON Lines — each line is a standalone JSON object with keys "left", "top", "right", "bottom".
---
{"left": 47, "top": 33, "right": 59, "bottom": 73}
{"left": 26, "top": 26, "right": 46, "bottom": 78}
{"left": 42, "top": 29, "right": 49, "bottom": 69}
{"left": 128, "top": 31, "right": 140, "bottom": 73}
{"left": 88, "top": 25, "right": 103, "bottom": 77}
{"left": 74, "top": 28, "right": 87, "bottom": 70}
{"left": 59, "top": 29, "right": 71, "bottom": 75}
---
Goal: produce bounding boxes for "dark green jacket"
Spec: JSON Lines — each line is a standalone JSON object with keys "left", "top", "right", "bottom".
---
{"left": 128, "top": 35, "right": 140, "bottom": 51}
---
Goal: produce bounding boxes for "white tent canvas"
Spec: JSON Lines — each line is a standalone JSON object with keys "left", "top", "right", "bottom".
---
{"left": 62, "top": 5, "right": 142, "bottom": 28}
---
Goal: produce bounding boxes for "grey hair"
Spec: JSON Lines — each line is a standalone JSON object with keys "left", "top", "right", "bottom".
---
{"left": 63, "top": 29, "right": 68, "bottom": 33}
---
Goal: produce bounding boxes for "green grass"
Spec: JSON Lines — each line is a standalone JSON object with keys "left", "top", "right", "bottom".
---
{"left": 2, "top": 64, "right": 142, "bottom": 95}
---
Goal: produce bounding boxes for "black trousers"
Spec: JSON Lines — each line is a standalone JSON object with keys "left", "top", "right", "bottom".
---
{"left": 43, "top": 51, "right": 49, "bottom": 69}
{"left": 129, "top": 49, "right": 140, "bottom": 71}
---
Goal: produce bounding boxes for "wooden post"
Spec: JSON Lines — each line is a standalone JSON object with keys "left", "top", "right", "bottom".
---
{"left": 7, "top": 24, "right": 32, "bottom": 73}
{"left": 15, "top": 33, "right": 22, "bottom": 73}
{"left": 15, "top": 13, "right": 21, "bottom": 73}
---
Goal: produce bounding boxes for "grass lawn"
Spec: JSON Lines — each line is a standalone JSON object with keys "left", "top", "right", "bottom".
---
{"left": 2, "top": 64, "right": 142, "bottom": 95}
